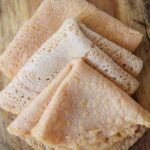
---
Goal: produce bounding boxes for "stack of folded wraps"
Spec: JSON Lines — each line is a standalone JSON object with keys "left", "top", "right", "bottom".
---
{"left": 0, "top": 0, "right": 149, "bottom": 150}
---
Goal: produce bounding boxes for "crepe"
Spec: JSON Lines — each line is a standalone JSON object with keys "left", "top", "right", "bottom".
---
{"left": 7, "top": 64, "right": 72, "bottom": 138}
{"left": 0, "top": 19, "right": 139, "bottom": 115}
{"left": 80, "top": 24, "right": 143, "bottom": 77}
{"left": 0, "top": 0, "right": 143, "bottom": 78}
{"left": 31, "top": 59, "right": 150, "bottom": 150}
{"left": 20, "top": 127, "right": 146, "bottom": 150}
{"left": 0, "top": 20, "right": 50, "bottom": 79}
{"left": 7, "top": 65, "right": 71, "bottom": 150}
{"left": 8, "top": 59, "right": 150, "bottom": 150}
{"left": 25, "top": 127, "right": 147, "bottom": 150}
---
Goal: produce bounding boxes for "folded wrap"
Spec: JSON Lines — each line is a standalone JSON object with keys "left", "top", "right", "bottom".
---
{"left": 0, "top": 0, "right": 143, "bottom": 78}
{"left": 0, "top": 19, "right": 139, "bottom": 115}
{"left": 8, "top": 59, "right": 150, "bottom": 150}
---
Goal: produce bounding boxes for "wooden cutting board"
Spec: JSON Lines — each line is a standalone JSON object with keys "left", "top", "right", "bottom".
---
{"left": 0, "top": 0, "right": 150, "bottom": 149}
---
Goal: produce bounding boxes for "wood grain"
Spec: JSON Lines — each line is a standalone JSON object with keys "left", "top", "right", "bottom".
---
{"left": 0, "top": 0, "right": 149, "bottom": 150}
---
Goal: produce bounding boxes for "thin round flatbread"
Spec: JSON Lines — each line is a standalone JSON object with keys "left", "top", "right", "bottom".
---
{"left": 0, "top": 0, "right": 143, "bottom": 78}
{"left": 0, "top": 19, "right": 139, "bottom": 115}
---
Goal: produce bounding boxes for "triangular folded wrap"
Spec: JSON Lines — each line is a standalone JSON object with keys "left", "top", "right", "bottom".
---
{"left": 8, "top": 59, "right": 150, "bottom": 150}
{"left": 80, "top": 24, "right": 143, "bottom": 77}
{"left": 31, "top": 59, "right": 150, "bottom": 150}
{"left": 8, "top": 59, "right": 148, "bottom": 150}
{"left": 0, "top": 0, "right": 143, "bottom": 78}
{"left": 0, "top": 19, "right": 138, "bottom": 115}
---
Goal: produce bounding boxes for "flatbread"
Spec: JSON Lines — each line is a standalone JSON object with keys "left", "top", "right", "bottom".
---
{"left": 8, "top": 59, "right": 150, "bottom": 150}
{"left": 6, "top": 64, "right": 144, "bottom": 150}
{"left": 25, "top": 127, "right": 147, "bottom": 150}
{"left": 80, "top": 24, "right": 143, "bottom": 77}
{"left": 7, "top": 66, "right": 72, "bottom": 150}
{"left": 0, "top": 20, "right": 50, "bottom": 79}
{"left": 85, "top": 49, "right": 139, "bottom": 95}
{"left": 31, "top": 59, "right": 150, "bottom": 150}
{"left": 8, "top": 60, "right": 150, "bottom": 150}
{"left": 6, "top": 119, "right": 147, "bottom": 150}
{"left": 0, "top": 0, "right": 143, "bottom": 78}
{"left": 7, "top": 64, "right": 72, "bottom": 138}
{"left": 0, "top": 19, "right": 139, "bottom": 115}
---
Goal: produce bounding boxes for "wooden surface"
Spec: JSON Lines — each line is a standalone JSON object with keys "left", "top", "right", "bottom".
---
{"left": 0, "top": 0, "right": 150, "bottom": 149}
